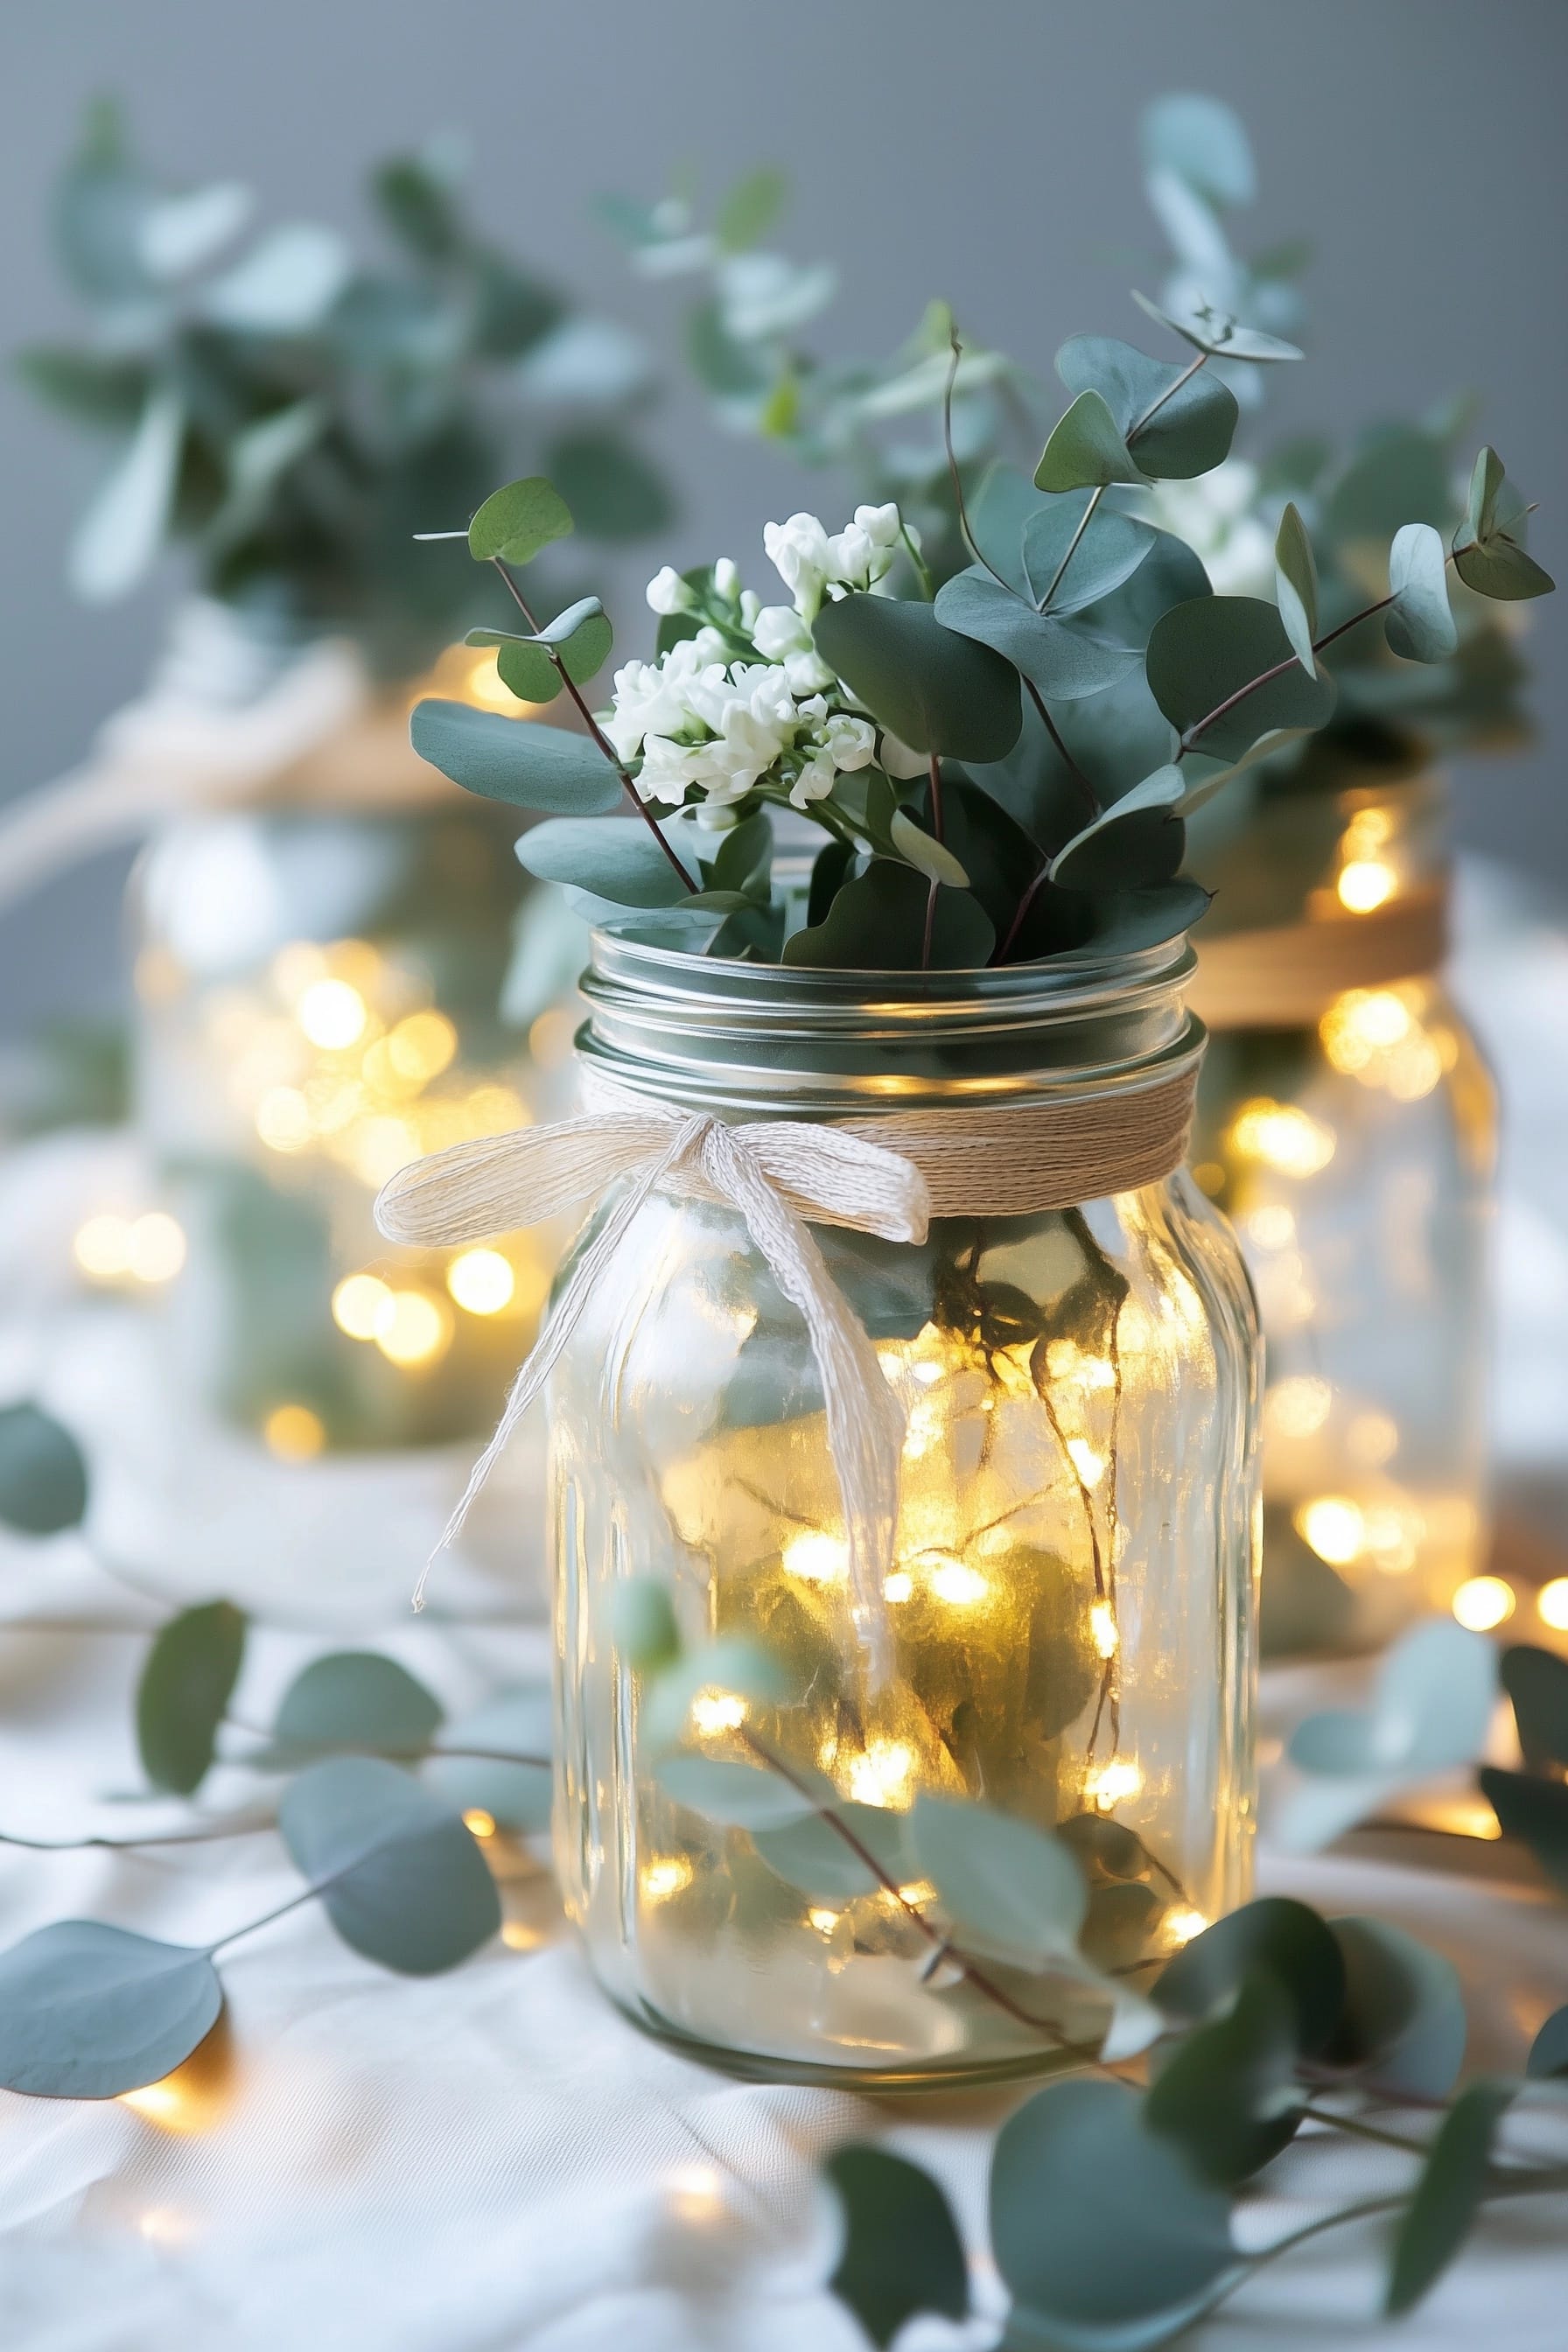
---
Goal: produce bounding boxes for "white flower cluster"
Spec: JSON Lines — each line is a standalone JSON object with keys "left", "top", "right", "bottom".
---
{"left": 608, "top": 506, "right": 920, "bottom": 815}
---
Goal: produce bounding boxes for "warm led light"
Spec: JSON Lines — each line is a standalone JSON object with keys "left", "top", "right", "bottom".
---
{"left": 256, "top": 1085, "right": 312, "bottom": 1153}
{"left": 1452, "top": 1575, "right": 1515, "bottom": 1632}
{"left": 126, "top": 1211, "right": 186, "bottom": 1283}
{"left": 783, "top": 1531, "right": 849, "bottom": 1585}
{"left": 463, "top": 1809, "right": 496, "bottom": 1839}
{"left": 847, "top": 1739, "right": 916, "bottom": 1809}
{"left": 666, "top": 2164, "right": 724, "bottom": 2223}
{"left": 262, "top": 1404, "right": 326, "bottom": 1461}
{"left": 332, "top": 1271, "right": 394, "bottom": 1341}
{"left": 1165, "top": 1906, "right": 1209, "bottom": 1948}
{"left": 528, "top": 1005, "right": 578, "bottom": 1068}
{"left": 898, "top": 1879, "right": 939, "bottom": 1906}
{"left": 374, "top": 1289, "right": 452, "bottom": 1368}
{"left": 73, "top": 1212, "right": 133, "bottom": 1279}
{"left": 465, "top": 648, "right": 528, "bottom": 711}
{"left": 1090, "top": 1601, "right": 1120, "bottom": 1659}
{"left": 1244, "top": 1204, "right": 1296, "bottom": 1251}
{"left": 690, "top": 1690, "right": 746, "bottom": 1737}
{"left": 465, "top": 1085, "right": 528, "bottom": 1138}
{"left": 640, "top": 1856, "right": 694, "bottom": 1902}
{"left": 388, "top": 1010, "right": 458, "bottom": 1083}
{"left": 501, "top": 1920, "right": 542, "bottom": 1950}
{"left": 136, "top": 2207, "right": 192, "bottom": 2246}
{"left": 1537, "top": 1578, "right": 1568, "bottom": 1632}
{"left": 930, "top": 1557, "right": 989, "bottom": 1606}
{"left": 1086, "top": 1759, "right": 1143, "bottom": 1810}
{"left": 119, "top": 2081, "right": 186, "bottom": 2126}
{"left": 1337, "top": 859, "right": 1396, "bottom": 914}
{"left": 808, "top": 1906, "right": 841, "bottom": 1936}
{"left": 1192, "top": 1160, "right": 1226, "bottom": 1197}
{"left": 1265, "top": 1376, "right": 1334, "bottom": 1440}
{"left": 446, "top": 1248, "right": 516, "bottom": 1316}
{"left": 1066, "top": 1438, "right": 1106, "bottom": 1489}
{"left": 1347, "top": 1410, "right": 1399, "bottom": 1468}
{"left": 297, "top": 977, "right": 368, "bottom": 1050}
{"left": 882, "top": 1570, "right": 914, "bottom": 1605}
{"left": 1296, "top": 1495, "right": 1364, "bottom": 1567}
{"left": 1230, "top": 1098, "right": 1336, "bottom": 1177}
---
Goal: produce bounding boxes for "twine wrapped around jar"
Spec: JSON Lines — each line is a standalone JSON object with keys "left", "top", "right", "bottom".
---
{"left": 374, "top": 1036, "right": 1204, "bottom": 1676}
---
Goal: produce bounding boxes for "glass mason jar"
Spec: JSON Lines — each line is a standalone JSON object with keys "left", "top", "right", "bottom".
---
{"left": 550, "top": 934, "right": 1260, "bottom": 2087}
{"left": 1187, "top": 769, "right": 1495, "bottom": 1657}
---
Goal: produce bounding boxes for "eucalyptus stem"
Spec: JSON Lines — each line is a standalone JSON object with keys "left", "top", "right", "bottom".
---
{"left": 1034, "top": 486, "right": 1104, "bottom": 612}
{"left": 942, "top": 332, "right": 1012, "bottom": 593}
{"left": 488, "top": 555, "right": 696, "bottom": 891}
{"left": 0, "top": 1815, "right": 277, "bottom": 1853}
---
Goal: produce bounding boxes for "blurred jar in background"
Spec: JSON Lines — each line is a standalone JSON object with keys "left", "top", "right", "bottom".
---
{"left": 1188, "top": 760, "right": 1495, "bottom": 1656}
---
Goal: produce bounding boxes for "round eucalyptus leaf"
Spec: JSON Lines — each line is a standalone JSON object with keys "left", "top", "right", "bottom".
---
{"left": 1155, "top": 1896, "right": 1346, "bottom": 2054}
{"left": 1034, "top": 388, "right": 1143, "bottom": 493}
{"left": 424, "top": 1686, "right": 553, "bottom": 1834}
{"left": 1130, "top": 290, "right": 1303, "bottom": 365}
{"left": 813, "top": 592, "right": 1022, "bottom": 760}
{"left": 1500, "top": 1644, "right": 1568, "bottom": 1773}
{"left": 1324, "top": 1915, "right": 1466, "bottom": 2098}
{"left": 0, "top": 1401, "right": 89, "bottom": 1536}
{"left": 1385, "top": 523, "right": 1458, "bottom": 663}
{"left": 656, "top": 1754, "right": 819, "bottom": 1830}
{"left": 545, "top": 430, "right": 673, "bottom": 542}
{"left": 612, "top": 1577, "right": 682, "bottom": 1672}
{"left": 1526, "top": 2002, "right": 1568, "bottom": 2080}
{"left": 494, "top": 639, "right": 564, "bottom": 704}
{"left": 272, "top": 1651, "right": 443, "bottom": 1761}
{"left": 782, "top": 861, "right": 995, "bottom": 972}
{"left": 410, "top": 701, "right": 623, "bottom": 816}
{"left": 0, "top": 1922, "right": 221, "bottom": 2098}
{"left": 752, "top": 1802, "right": 914, "bottom": 1901}
{"left": 1056, "top": 333, "right": 1240, "bottom": 481}
{"left": 67, "top": 382, "right": 186, "bottom": 602}
{"left": 1479, "top": 1767, "right": 1568, "bottom": 1896}
{"left": 136, "top": 1600, "right": 247, "bottom": 1796}
{"left": 641, "top": 1634, "right": 794, "bottom": 1754}
{"left": 1145, "top": 1969, "right": 1304, "bottom": 2183}
{"left": 933, "top": 570, "right": 1142, "bottom": 703}
{"left": 991, "top": 2079, "right": 1236, "bottom": 2330}
{"left": 825, "top": 2145, "right": 970, "bottom": 2348}
{"left": 1289, "top": 1620, "right": 1497, "bottom": 1781}
{"left": 518, "top": 818, "right": 732, "bottom": 912}
{"left": 909, "top": 1794, "right": 1086, "bottom": 1967}
{"left": 279, "top": 1756, "right": 500, "bottom": 1975}
{"left": 466, "top": 474, "right": 573, "bottom": 565}
{"left": 1146, "top": 595, "right": 1337, "bottom": 760}
{"left": 1385, "top": 2081, "right": 1515, "bottom": 2317}
{"left": 1141, "top": 94, "right": 1256, "bottom": 208}
{"left": 1325, "top": 426, "right": 1452, "bottom": 546}
{"left": 1273, "top": 502, "right": 1319, "bottom": 675}
{"left": 1048, "top": 766, "right": 1185, "bottom": 892}
{"left": 887, "top": 808, "right": 969, "bottom": 889}
{"left": 1021, "top": 497, "right": 1156, "bottom": 617}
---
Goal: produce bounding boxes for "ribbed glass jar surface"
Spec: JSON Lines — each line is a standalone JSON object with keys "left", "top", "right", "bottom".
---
{"left": 1189, "top": 774, "right": 1495, "bottom": 1656}
{"left": 549, "top": 936, "right": 1260, "bottom": 2087}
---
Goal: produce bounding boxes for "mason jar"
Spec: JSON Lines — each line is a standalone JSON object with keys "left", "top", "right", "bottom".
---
{"left": 549, "top": 934, "right": 1260, "bottom": 2087}
{"left": 1187, "top": 767, "right": 1495, "bottom": 1656}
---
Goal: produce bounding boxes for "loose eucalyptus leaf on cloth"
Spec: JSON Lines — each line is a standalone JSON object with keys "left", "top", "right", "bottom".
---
{"left": 1500, "top": 1644, "right": 1568, "bottom": 1773}
{"left": 812, "top": 592, "right": 1021, "bottom": 758}
{"left": 466, "top": 473, "right": 574, "bottom": 565}
{"left": 1385, "top": 2081, "right": 1516, "bottom": 2317}
{"left": 271, "top": 1651, "right": 443, "bottom": 1760}
{"left": 824, "top": 2146, "right": 970, "bottom": 2348}
{"left": 410, "top": 701, "right": 624, "bottom": 815}
{"left": 1323, "top": 1915, "right": 1466, "bottom": 2099}
{"left": 1145, "top": 1969, "right": 1305, "bottom": 2184}
{"left": 136, "top": 1600, "right": 247, "bottom": 1796}
{"left": 279, "top": 1756, "right": 500, "bottom": 1974}
{"left": 0, "top": 1922, "right": 222, "bottom": 2098}
{"left": 1146, "top": 594, "right": 1337, "bottom": 760}
{"left": 1478, "top": 1768, "right": 1568, "bottom": 1896}
{"left": 1385, "top": 522, "right": 1458, "bottom": 662}
{"left": 1056, "top": 333, "right": 1240, "bottom": 480}
{"left": 783, "top": 861, "right": 995, "bottom": 970}
{"left": 1273, "top": 501, "right": 1319, "bottom": 675}
{"left": 990, "top": 2080, "right": 1236, "bottom": 2340}
{"left": 0, "top": 1401, "right": 89, "bottom": 1535}
{"left": 1279, "top": 1621, "right": 1499, "bottom": 1852}
{"left": 908, "top": 1795, "right": 1087, "bottom": 1966}
{"left": 424, "top": 1688, "right": 553, "bottom": 1833}
{"left": 1156, "top": 1897, "right": 1347, "bottom": 2055}
{"left": 1527, "top": 2004, "right": 1568, "bottom": 2080}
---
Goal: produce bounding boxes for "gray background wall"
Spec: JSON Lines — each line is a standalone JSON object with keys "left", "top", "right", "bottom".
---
{"left": 2, "top": 0, "right": 1563, "bottom": 1036}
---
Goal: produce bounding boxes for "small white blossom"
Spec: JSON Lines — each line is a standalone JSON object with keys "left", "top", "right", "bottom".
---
{"left": 790, "top": 748, "right": 838, "bottom": 808}
{"left": 713, "top": 556, "right": 742, "bottom": 602}
{"left": 764, "top": 512, "right": 833, "bottom": 619}
{"left": 645, "top": 565, "right": 694, "bottom": 617}
{"left": 751, "top": 604, "right": 811, "bottom": 662}
{"left": 823, "top": 713, "right": 877, "bottom": 772}
{"left": 738, "top": 589, "right": 761, "bottom": 628}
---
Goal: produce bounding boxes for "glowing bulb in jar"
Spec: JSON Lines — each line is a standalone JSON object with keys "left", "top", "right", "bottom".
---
{"left": 1229, "top": 1099, "right": 1336, "bottom": 1178}
{"left": 846, "top": 1739, "right": 916, "bottom": 1810}
{"left": 640, "top": 1857, "right": 694, "bottom": 1903}
{"left": 689, "top": 1690, "right": 747, "bottom": 1737}
{"left": 928, "top": 1557, "right": 989, "bottom": 1606}
{"left": 1089, "top": 1601, "right": 1120, "bottom": 1659}
{"left": 1452, "top": 1576, "right": 1515, "bottom": 1632}
{"left": 1164, "top": 1906, "right": 1209, "bottom": 1948}
{"left": 1086, "top": 1759, "right": 1143, "bottom": 1810}
{"left": 782, "top": 1532, "right": 849, "bottom": 1585}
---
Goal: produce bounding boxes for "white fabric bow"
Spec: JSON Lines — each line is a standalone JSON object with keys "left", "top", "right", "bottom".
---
{"left": 376, "top": 1093, "right": 933, "bottom": 1680}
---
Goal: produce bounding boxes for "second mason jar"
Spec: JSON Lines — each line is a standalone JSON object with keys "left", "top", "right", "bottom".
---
{"left": 549, "top": 933, "right": 1260, "bottom": 2087}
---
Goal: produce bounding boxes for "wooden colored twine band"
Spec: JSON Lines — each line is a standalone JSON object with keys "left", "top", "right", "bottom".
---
{"left": 1186, "top": 880, "right": 1450, "bottom": 1032}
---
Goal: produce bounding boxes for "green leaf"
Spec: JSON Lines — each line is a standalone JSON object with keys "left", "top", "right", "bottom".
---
{"left": 466, "top": 476, "right": 574, "bottom": 566}
{"left": 1452, "top": 446, "right": 1555, "bottom": 601}
{"left": 1172, "top": 726, "right": 1315, "bottom": 817}
{"left": 707, "top": 808, "right": 774, "bottom": 900}
{"left": 655, "top": 1754, "right": 818, "bottom": 1829}
{"left": 1057, "top": 333, "right": 1240, "bottom": 480}
{"left": 279, "top": 1756, "right": 500, "bottom": 1975}
{"left": 517, "top": 817, "right": 738, "bottom": 913}
{"left": 372, "top": 151, "right": 464, "bottom": 259}
{"left": 1385, "top": 522, "right": 1458, "bottom": 662}
{"left": 0, "top": 1923, "right": 222, "bottom": 2099}
{"left": 15, "top": 344, "right": 148, "bottom": 430}
{"left": 200, "top": 224, "right": 348, "bottom": 332}
{"left": 1479, "top": 1767, "right": 1568, "bottom": 1895}
{"left": 1325, "top": 1916, "right": 1466, "bottom": 2099}
{"left": 715, "top": 165, "right": 788, "bottom": 253}
{"left": 825, "top": 2146, "right": 970, "bottom": 2348}
{"left": 1146, "top": 1970, "right": 1304, "bottom": 2183}
{"left": 1142, "top": 94, "right": 1256, "bottom": 208}
{"left": 813, "top": 593, "right": 1021, "bottom": 760}
{"left": 612, "top": 1577, "right": 682, "bottom": 1672}
{"left": 68, "top": 382, "right": 185, "bottom": 602}
{"left": 1048, "top": 766, "right": 1185, "bottom": 892}
{"left": 206, "top": 399, "right": 327, "bottom": 556}
{"left": 1501, "top": 1644, "right": 1568, "bottom": 1773}
{"left": 1155, "top": 1896, "right": 1346, "bottom": 2055}
{"left": 410, "top": 702, "right": 623, "bottom": 816}
{"left": 888, "top": 808, "right": 969, "bottom": 888}
{"left": 0, "top": 1402, "right": 88, "bottom": 1536}
{"left": 1386, "top": 2081, "right": 1515, "bottom": 2316}
{"left": 752, "top": 1802, "right": 914, "bottom": 1900}
{"left": 136, "top": 1602, "right": 247, "bottom": 1796}
{"left": 781, "top": 861, "right": 995, "bottom": 971}
{"left": 272, "top": 1652, "right": 443, "bottom": 1760}
{"left": 686, "top": 298, "right": 770, "bottom": 398}
{"left": 991, "top": 2080, "right": 1236, "bottom": 2333}
{"left": 1526, "top": 2003, "right": 1568, "bottom": 2080}
{"left": 1035, "top": 387, "right": 1144, "bottom": 492}
{"left": 545, "top": 431, "right": 673, "bottom": 542}
{"left": 423, "top": 1688, "right": 552, "bottom": 1833}
{"left": 1273, "top": 502, "right": 1319, "bottom": 676}
{"left": 1130, "top": 290, "right": 1303, "bottom": 364}
{"left": 1324, "top": 425, "right": 1454, "bottom": 544}
{"left": 909, "top": 1796, "right": 1086, "bottom": 1967}
{"left": 641, "top": 1634, "right": 794, "bottom": 1753}
{"left": 933, "top": 570, "right": 1142, "bottom": 703}
{"left": 1022, "top": 496, "right": 1157, "bottom": 616}
{"left": 471, "top": 599, "right": 612, "bottom": 704}
{"left": 967, "top": 459, "right": 1045, "bottom": 594}
{"left": 1146, "top": 595, "right": 1336, "bottom": 760}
